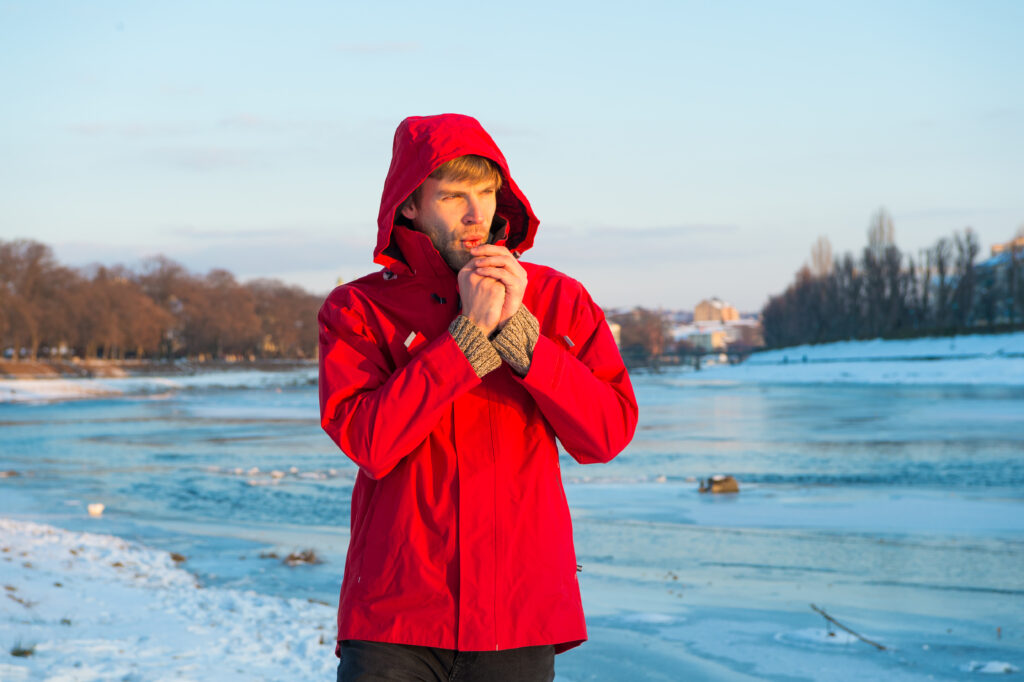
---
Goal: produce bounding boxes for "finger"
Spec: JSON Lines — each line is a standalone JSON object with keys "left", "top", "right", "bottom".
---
{"left": 465, "top": 269, "right": 503, "bottom": 288}
{"left": 469, "top": 244, "right": 512, "bottom": 258}
{"left": 479, "top": 254, "right": 526, "bottom": 277}
{"left": 474, "top": 261, "right": 526, "bottom": 282}
{"left": 473, "top": 267, "right": 523, "bottom": 288}
{"left": 471, "top": 255, "right": 517, "bottom": 270}
{"left": 475, "top": 261, "right": 528, "bottom": 282}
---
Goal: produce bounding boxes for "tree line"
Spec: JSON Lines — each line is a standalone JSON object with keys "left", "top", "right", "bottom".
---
{"left": 762, "top": 210, "right": 1024, "bottom": 349}
{"left": 0, "top": 239, "right": 324, "bottom": 361}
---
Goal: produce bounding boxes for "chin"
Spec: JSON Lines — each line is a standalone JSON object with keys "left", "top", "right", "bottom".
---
{"left": 444, "top": 252, "right": 473, "bottom": 271}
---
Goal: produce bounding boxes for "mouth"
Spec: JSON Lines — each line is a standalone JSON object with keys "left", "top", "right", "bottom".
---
{"left": 461, "top": 236, "right": 486, "bottom": 249}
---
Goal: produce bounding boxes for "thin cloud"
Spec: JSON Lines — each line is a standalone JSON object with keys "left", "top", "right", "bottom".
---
{"left": 149, "top": 146, "right": 254, "bottom": 171}
{"left": 334, "top": 41, "right": 421, "bottom": 54}
{"left": 217, "top": 114, "right": 342, "bottom": 135}
{"left": 483, "top": 122, "right": 544, "bottom": 139}
{"left": 218, "top": 114, "right": 282, "bottom": 131}
{"left": 70, "top": 115, "right": 340, "bottom": 139}
{"left": 896, "top": 207, "right": 994, "bottom": 222}
{"left": 69, "top": 122, "right": 200, "bottom": 138}
{"left": 160, "top": 83, "right": 206, "bottom": 97}
{"left": 528, "top": 223, "right": 750, "bottom": 270}
{"left": 540, "top": 223, "right": 741, "bottom": 239}
{"left": 166, "top": 225, "right": 334, "bottom": 240}
{"left": 53, "top": 229, "right": 376, "bottom": 294}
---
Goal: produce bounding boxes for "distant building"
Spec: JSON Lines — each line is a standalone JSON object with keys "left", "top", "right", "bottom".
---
{"left": 674, "top": 298, "right": 762, "bottom": 352}
{"left": 607, "top": 321, "right": 622, "bottom": 348}
{"left": 694, "top": 297, "right": 739, "bottom": 323}
{"left": 974, "top": 234, "right": 1024, "bottom": 325}
{"left": 672, "top": 318, "right": 763, "bottom": 352}
{"left": 991, "top": 235, "right": 1024, "bottom": 257}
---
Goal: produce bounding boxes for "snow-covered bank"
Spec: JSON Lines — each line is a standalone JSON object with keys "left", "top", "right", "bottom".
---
{"left": 0, "top": 518, "right": 336, "bottom": 680}
{"left": 695, "top": 332, "right": 1024, "bottom": 386}
{"left": 748, "top": 331, "right": 1024, "bottom": 364}
{"left": 0, "top": 367, "right": 317, "bottom": 404}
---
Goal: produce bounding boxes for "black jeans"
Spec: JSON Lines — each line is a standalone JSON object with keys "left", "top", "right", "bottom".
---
{"left": 336, "top": 640, "right": 556, "bottom": 682}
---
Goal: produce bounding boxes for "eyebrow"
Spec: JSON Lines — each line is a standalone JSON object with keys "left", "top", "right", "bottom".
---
{"left": 435, "top": 183, "right": 497, "bottom": 196}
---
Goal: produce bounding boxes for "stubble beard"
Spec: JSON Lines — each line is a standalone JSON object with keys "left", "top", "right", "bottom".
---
{"left": 435, "top": 228, "right": 492, "bottom": 272}
{"left": 441, "top": 247, "right": 473, "bottom": 272}
{"left": 411, "top": 213, "right": 492, "bottom": 272}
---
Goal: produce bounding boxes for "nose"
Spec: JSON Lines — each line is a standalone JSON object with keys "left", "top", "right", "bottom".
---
{"left": 463, "top": 195, "right": 485, "bottom": 225}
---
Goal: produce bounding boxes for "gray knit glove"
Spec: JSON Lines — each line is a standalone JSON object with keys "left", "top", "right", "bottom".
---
{"left": 491, "top": 305, "right": 539, "bottom": 376}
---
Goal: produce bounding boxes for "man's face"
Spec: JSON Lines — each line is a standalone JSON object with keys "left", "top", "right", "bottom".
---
{"left": 400, "top": 176, "right": 498, "bottom": 271}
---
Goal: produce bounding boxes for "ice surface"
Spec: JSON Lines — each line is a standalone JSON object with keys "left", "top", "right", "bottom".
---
{"left": 3, "top": 336, "right": 1023, "bottom": 680}
{"left": 961, "top": 660, "right": 1020, "bottom": 674}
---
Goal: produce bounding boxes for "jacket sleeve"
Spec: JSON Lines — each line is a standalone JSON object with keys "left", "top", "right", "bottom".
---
{"left": 517, "top": 282, "right": 638, "bottom": 464}
{"left": 318, "top": 290, "right": 480, "bottom": 480}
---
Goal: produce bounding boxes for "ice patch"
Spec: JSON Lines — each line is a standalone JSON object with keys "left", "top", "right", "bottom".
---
{"left": 961, "top": 660, "right": 1020, "bottom": 674}
{"left": 775, "top": 628, "right": 862, "bottom": 647}
{"left": 0, "top": 663, "right": 32, "bottom": 678}
{"left": 621, "top": 612, "right": 678, "bottom": 624}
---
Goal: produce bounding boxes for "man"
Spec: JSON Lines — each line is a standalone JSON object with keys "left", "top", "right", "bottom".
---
{"left": 318, "top": 113, "right": 638, "bottom": 681}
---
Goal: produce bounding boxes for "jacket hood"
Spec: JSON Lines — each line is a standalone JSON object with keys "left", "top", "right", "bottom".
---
{"left": 374, "top": 114, "right": 539, "bottom": 271}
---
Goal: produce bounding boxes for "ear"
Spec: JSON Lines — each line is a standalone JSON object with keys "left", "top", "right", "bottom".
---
{"left": 400, "top": 200, "right": 418, "bottom": 221}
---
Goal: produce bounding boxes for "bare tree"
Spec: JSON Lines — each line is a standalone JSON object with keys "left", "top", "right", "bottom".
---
{"left": 952, "top": 228, "right": 980, "bottom": 331}
{"left": 932, "top": 238, "right": 952, "bottom": 330}
{"left": 247, "top": 279, "right": 321, "bottom": 358}
{"left": 867, "top": 208, "right": 895, "bottom": 261}
{"left": 810, "top": 236, "right": 833, "bottom": 278}
{"left": 610, "top": 308, "right": 670, "bottom": 363}
{"left": 0, "top": 240, "right": 63, "bottom": 360}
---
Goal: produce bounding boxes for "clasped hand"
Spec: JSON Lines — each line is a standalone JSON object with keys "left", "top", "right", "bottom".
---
{"left": 457, "top": 245, "right": 527, "bottom": 337}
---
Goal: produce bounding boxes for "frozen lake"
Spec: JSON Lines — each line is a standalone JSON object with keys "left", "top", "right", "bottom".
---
{"left": 2, "top": 361, "right": 1022, "bottom": 680}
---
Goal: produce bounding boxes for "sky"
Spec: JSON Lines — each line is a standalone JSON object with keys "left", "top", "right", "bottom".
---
{"left": 1, "top": 0, "right": 1022, "bottom": 312}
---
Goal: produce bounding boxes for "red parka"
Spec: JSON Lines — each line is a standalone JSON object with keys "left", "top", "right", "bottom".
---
{"left": 318, "top": 114, "right": 637, "bottom": 655}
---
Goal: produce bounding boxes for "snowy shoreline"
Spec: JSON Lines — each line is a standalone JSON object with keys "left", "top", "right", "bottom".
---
{"left": 689, "top": 331, "right": 1024, "bottom": 386}
{"left": 0, "top": 518, "right": 337, "bottom": 680}
{"left": 748, "top": 331, "right": 1024, "bottom": 364}
{"left": 0, "top": 367, "right": 318, "bottom": 404}
{"left": 3, "top": 511, "right": 1020, "bottom": 681}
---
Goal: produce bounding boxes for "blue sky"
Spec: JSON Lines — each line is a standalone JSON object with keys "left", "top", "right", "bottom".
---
{"left": 2, "top": 0, "right": 1022, "bottom": 311}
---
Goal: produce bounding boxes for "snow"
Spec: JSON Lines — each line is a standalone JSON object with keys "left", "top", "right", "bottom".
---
{"left": 0, "top": 519, "right": 337, "bottom": 680}
{"left": 692, "top": 331, "right": 1024, "bottom": 386}
{"left": 0, "top": 367, "right": 317, "bottom": 404}
{"left": 961, "top": 660, "right": 1020, "bottom": 674}
{"left": 747, "top": 331, "right": 1024, "bottom": 364}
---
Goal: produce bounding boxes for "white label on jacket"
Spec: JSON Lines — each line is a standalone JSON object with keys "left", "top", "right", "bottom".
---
{"left": 404, "top": 331, "right": 417, "bottom": 348}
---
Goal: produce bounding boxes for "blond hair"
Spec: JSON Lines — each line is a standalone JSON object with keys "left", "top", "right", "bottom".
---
{"left": 400, "top": 155, "right": 503, "bottom": 215}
